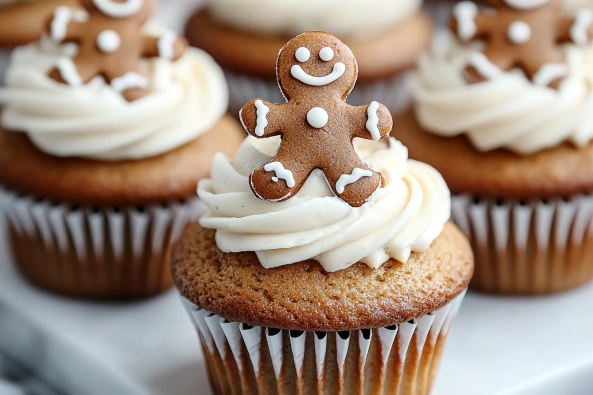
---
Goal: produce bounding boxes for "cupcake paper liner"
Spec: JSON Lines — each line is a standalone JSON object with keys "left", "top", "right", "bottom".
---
{"left": 180, "top": 290, "right": 466, "bottom": 395}
{"left": 452, "top": 194, "right": 593, "bottom": 294}
{"left": 224, "top": 68, "right": 412, "bottom": 118}
{"left": 0, "top": 186, "right": 205, "bottom": 299}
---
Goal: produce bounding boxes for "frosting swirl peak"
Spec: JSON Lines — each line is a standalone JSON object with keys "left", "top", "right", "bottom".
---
{"left": 0, "top": 37, "right": 228, "bottom": 160}
{"left": 411, "top": 36, "right": 593, "bottom": 154}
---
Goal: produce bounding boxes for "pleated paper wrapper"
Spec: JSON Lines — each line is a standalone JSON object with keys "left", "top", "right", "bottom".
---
{"left": 0, "top": 186, "right": 205, "bottom": 299}
{"left": 452, "top": 194, "right": 593, "bottom": 294}
{"left": 224, "top": 69, "right": 412, "bottom": 119}
{"left": 180, "top": 291, "right": 466, "bottom": 395}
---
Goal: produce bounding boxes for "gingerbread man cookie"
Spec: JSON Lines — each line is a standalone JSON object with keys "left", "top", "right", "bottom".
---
{"left": 47, "top": 0, "right": 188, "bottom": 101}
{"left": 240, "top": 31, "right": 393, "bottom": 207}
{"left": 450, "top": 0, "right": 593, "bottom": 87}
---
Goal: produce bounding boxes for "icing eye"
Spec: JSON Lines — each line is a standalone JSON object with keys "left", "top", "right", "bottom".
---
{"left": 319, "top": 47, "right": 334, "bottom": 61}
{"left": 295, "top": 47, "right": 311, "bottom": 62}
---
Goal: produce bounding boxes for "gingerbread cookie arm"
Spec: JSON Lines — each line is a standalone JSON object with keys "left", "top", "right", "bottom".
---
{"left": 555, "top": 10, "right": 593, "bottom": 45}
{"left": 350, "top": 102, "right": 393, "bottom": 142}
{"left": 450, "top": 2, "right": 493, "bottom": 42}
{"left": 240, "top": 99, "right": 285, "bottom": 139}
{"left": 142, "top": 33, "right": 188, "bottom": 61}
{"left": 47, "top": 6, "right": 87, "bottom": 44}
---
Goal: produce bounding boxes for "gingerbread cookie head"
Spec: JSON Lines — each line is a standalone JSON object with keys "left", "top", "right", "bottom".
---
{"left": 239, "top": 31, "right": 393, "bottom": 207}
{"left": 276, "top": 31, "right": 358, "bottom": 101}
{"left": 79, "top": 0, "right": 153, "bottom": 23}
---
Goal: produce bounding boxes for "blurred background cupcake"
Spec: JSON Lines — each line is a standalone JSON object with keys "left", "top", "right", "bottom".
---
{"left": 0, "top": 0, "right": 79, "bottom": 83}
{"left": 0, "top": 0, "right": 244, "bottom": 299}
{"left": 172, "top": 31, "right": 473, "bottom": 395}
{"left": 394, "top": 0, "right": 593, "bottom": 294}
{"left": 184, "top": 0, "right": 433, "bottom": 115}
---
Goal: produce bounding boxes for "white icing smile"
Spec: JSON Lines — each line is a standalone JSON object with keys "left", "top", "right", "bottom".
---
{"left": 92, "top": 0, "right": 143, "bottom": 18}
{"left": 291, "top": 62, "right": 346, "bottom": 86}
{"left": 504, "top": 0, "right": 549, "bottom": 10}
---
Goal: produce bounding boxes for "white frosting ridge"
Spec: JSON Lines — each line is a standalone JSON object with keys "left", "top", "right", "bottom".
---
{"left": 0, "top": 37, "right": 228, "bottom": 160}
{"left": 198, "top": 136, "right": 451, "bottom": 272}
{"left": 207, "top": 0, "right": 422, "bottom": 38}
{"left": 410, "top": 36, "right": 593, "bottom": 154}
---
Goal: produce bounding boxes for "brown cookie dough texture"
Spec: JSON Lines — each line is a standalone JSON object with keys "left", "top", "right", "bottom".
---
{"left": 0, "top": 115, "right": 245, "bottom": 205}
{"left": 0, "top": 0, "right": 78, "bottom": 46}
{"left": 394, "top": 108, "right": 593, "bottom": 198}
{"left": 171, "top": 222, "right": 473, "bottom": 331}
{"left": 185, "top": 8, "right": 433, "bottom": 81}
{"left": 450, "top": 0, "right": 593, "bottom": 87}
{"left": 240, "top": 32, "right": 393, "bottom": 207}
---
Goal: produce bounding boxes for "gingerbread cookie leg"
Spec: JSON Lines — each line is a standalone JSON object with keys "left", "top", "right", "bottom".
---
{"left": 323, "top": 149, "right": 382, "bottom": 207}
{"left": 250, "top": 149, "right": 313, "bottom": 202}
{"left": 49, "top": 57, "right": 100, "bottom": 86}
{"left": 464, "top": 48, "right": 515, "bottom": 84}
{"left": 522, "top": 56, "right": 567, "bottom": 88}
{"left": 104, "top": 67, "right": 151, "bottom": 102}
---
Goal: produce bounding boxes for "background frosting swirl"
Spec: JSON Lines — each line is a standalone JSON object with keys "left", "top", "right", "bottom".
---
{"left": 206, "top": 0, "right": 421, "bottom": 38}
{"left": 410, "top": 37, "right": 593, "bottom": 154}
{"left": 0, "top": 36, "right": 228, "bottom": 160}
{"left": 198, "top": 136, "right": 450, "bottom": 273}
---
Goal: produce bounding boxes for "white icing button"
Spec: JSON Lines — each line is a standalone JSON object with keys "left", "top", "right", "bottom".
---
{"left": 508, "top": 21, "right": 531, "bottom": 44}
{"left": 97, "top": 29, "right": 121, "bottom": 53}
{"left": 307, "top": 107, "right": 329, "bottom": 128}
{"left": 295, "top": 47, "right": 310, "bottom": 62}
{"left": 319, "top": 47, "right": 334, "bottom": 61}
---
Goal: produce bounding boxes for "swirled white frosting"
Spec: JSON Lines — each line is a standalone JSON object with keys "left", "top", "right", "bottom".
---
{"left": 207, "top": 0, "right": 421, "bottom": 38}
{"left": 198, "top": 136, "right": 451, "bottom": 272}
{"left": 0, "top": 36, "right": 228, "bottom": 160}
{"left": 410, "top": 36, "right": 593, "bottom": 154}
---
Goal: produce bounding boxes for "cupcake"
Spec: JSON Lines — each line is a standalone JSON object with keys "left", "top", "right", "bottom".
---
{"left": 171, "top": 31, "right": 473, "bottom": 395}
{"left": 184, "top": 0, "right": 433, "bottom": 116}
{"left": 395, "top": 0, "right": 593, "bottom": 294}
{"left": 0, "top": 0, "right": 244, "bottom": 299}
{"left": 0, "top": 0, "right": 78, "bottom": 83}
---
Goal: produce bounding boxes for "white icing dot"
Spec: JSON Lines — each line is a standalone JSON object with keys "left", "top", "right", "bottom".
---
{"left": 507, "top": 21, "right": 531, "bottom": 44}
{"left": 307, "top": 107, "right": 328, "bottom": 128}
{"left": 97, "top": 29, "right": 121, "bottom": 53}
{"left": 319, "top": 47, "right": 334, "bottom": 61}
{"left": 295, "top": 47, "right": 310, "bottom": 62}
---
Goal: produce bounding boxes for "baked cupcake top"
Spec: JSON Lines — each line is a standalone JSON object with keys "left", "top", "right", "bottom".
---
{"left": 0, "top": 0, "right": 228, "bottom": 160}
{"left": 206, "top": 0, "right": 422, "bottom": 38}
{"left": 198, "top": 31, "right": 451, "bottom": 273}
{"left": 411, "top": 0, "right": 593, "bottom": 155}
